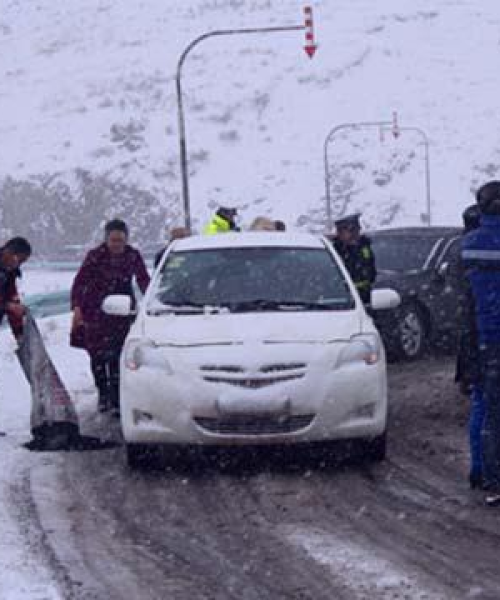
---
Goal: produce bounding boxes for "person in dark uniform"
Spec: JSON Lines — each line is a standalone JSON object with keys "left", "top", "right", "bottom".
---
{"left": 332, "top": 214, "right": 377, "bottom": 305}
{"left": 455, "top": 204, "right": 484, "bottom": 489}
{"left": 462, "top": 181, "right": 500, "bottom": 506}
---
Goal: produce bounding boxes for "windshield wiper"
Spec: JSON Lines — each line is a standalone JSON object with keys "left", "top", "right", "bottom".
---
{"left": 148, "top": 302, "right": 207, "bottom": 315}
{"left": 227, "top": 299, "right": 344, "bottom": 313}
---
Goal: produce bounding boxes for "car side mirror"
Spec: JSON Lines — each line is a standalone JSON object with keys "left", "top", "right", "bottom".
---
{"left": 371, "top": 289, "right": 401, "bottom": 311}
{"left": 102, "top": 295, "right": 132, "bottom": 317}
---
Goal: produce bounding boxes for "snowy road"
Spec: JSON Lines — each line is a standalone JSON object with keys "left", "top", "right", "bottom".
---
{"left": 1, "top": 320, "right": 500, "bottom": 599}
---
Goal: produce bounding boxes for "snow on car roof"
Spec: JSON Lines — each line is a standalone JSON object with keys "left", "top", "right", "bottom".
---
{"left": 170, "top": 232, "right": 326, "bottom": 251}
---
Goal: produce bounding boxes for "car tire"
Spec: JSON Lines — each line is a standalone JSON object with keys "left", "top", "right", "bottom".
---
{"left": 394, "top": 302, "right": 426, "bottom": 360}
{"left": 362, "top": 431, "right": 387, "bottom": 462}
{"left": 125, "top": 443, "right": 161, "bottom": 470}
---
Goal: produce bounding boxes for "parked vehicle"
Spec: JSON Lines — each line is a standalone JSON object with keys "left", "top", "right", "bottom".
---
{"left": 102, "top": 232, "right": 399, "bottom": 468}
{"left": 370, "top": 227, "right": 462, "bottom": 360}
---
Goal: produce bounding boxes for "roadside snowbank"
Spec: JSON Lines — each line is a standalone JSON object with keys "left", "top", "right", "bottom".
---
{"left": 0, "top": 315, "right": 94, "bottom": 599}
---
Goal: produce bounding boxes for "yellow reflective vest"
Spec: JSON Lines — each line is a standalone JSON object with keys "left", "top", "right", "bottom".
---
{"left": 204, "top": 214, "right": 231, "bottom": 235}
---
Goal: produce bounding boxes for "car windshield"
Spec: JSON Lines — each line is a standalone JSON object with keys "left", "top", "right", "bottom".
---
{"left": 148, "top": 246, "right": 355, "bottom": 314}
{"left": 370, "top": 235, "right": 439, "bottom": 273}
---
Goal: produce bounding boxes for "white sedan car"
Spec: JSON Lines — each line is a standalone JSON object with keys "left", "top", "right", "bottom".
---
{"left": 103, "top": 232, "right": 400, "bottom": 468}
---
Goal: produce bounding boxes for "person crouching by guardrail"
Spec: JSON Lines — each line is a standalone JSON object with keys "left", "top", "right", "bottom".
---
{"left": 0, "top": 237, "right": 32, "bottom": 435}
{"left": 0, "top": 237, "right": 32, "bottom": 337}
{"left": 70, "top": 219, "right": 150, "bottom": 416}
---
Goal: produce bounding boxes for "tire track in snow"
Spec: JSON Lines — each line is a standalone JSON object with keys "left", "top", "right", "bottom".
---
{"left": 282, "top": 523, "right": 446, "bottom": 600}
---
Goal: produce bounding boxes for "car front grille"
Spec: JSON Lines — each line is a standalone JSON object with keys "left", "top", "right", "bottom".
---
{"left": 202, "top": 373, "right": 304, "bottom": 388}
{"left": 199, "top": 362, "right": 307, "bottom": 388}
{"left": 193, "top": 414, "right": 315, "bottom": 435}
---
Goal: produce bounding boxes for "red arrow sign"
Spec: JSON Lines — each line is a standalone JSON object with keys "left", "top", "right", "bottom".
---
{"left": 304, "top": 6, "right": 317, "bottom": 58}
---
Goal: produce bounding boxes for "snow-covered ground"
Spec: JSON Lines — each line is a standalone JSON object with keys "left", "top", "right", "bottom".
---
{"left": 0, "top": 315, "right": 94, "bottom": 599}
{"left": 19, "top": 270, "right": 75, "bottom": 297}
{"left": 2, "top": 0, "right": 500, "bottom": 235}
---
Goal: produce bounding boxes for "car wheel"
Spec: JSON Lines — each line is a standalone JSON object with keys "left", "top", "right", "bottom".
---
{"left": 362, "top": 431, "right": 387, "bottom": 462}
{"left": 125, "top": 443, "right": 161, "bottom": 469}
{"left": 396, "top": 303, "right": 426, "bottom": 360}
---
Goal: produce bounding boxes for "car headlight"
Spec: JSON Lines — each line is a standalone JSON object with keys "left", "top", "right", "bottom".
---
{"left": 124, "top": 339, "right": 173, "bottom": 373}
{"left": 337, "top": 334, "right": 382, "bottom": 367}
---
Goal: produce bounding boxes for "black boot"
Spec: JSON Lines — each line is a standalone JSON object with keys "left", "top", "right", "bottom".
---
{"left": 91, "top": 357, "right": 111, "bottom": 413}
{"left": 469, "top": 469, "right": 483, "bottom": 490}
{"left": 97, "top": 386, "right": 111, "bottom": 413}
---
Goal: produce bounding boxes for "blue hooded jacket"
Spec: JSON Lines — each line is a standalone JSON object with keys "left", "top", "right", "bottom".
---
{"left": 462, "top": 214, "right": 500, "bottom": 344}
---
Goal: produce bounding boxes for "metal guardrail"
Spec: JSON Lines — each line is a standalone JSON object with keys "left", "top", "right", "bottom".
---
{"left": 24, "top": 290, "right": 71, "bottom": 319}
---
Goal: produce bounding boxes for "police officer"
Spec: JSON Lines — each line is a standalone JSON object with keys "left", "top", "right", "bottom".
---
{"left": 455, "top": 204, "right": 484, "bottom": 489}
{"left": 204, "top": 207, "right": 239, "bottom": 235}
{"left": 332, "top": 213, "right": 377, "bottom": 304}
{"left": 462, "top": 181, "right": 500, "bottom": 506}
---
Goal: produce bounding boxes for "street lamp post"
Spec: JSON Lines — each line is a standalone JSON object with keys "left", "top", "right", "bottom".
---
{"left": 324, "top": 121, "right": 432, "bottom": 231}
{"left": 176, "top": 24, "right": 309, "bottom": 231}
{"left": 324, "top": 121, "right": 391, "bottom": 231}
{"left": 398, "top": 126, "right": 431, "bottom": 226}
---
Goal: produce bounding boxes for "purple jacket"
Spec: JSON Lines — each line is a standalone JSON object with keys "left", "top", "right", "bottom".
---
{"left": 71, "top": 244, "right": 150, "bottom": 355}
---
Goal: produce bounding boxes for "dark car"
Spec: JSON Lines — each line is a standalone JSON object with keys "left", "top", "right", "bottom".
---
{"left": 369, "top": 227, "right": 463, "bottom": 360}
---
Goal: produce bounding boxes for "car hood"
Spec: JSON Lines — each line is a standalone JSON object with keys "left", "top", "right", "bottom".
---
{"left": 141, "top": 311, "right": 363, "bottom": 346}
{"left": 374, "top": 269, "right": 423, "bottom": 291}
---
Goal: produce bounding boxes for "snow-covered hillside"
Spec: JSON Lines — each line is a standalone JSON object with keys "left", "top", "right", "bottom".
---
{"left": 1, "top": 0, "right": 499, "bottom": 252}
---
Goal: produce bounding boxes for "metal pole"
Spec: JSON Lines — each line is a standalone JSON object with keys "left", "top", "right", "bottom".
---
{"left": 397, "top": 127, "right": 431, "bottom": 226}
{"left": 324, "top": 121, "right": 432, "bottom": 230}
{"left": 176, "top": 25, "right": 305, "bottom": 231}
{"left": 324, "top": 121, "right": 391, "bottom": 231}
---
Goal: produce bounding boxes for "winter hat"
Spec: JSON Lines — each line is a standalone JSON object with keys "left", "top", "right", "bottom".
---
{"left": 216, "top": 207, "right": 238, "bottom": 222}
{"left": 334, "top": 213, "right": 361, "bottom": 231}
{"left": 462, "top": 204, "right": 481, "bottom": 232}
{"left": 476, "top": 181, "right": 500, "bottom": 216}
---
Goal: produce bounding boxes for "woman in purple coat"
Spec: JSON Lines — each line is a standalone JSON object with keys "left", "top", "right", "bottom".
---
{"left": 71, "top": 219, "right": 150, "bottom": 414}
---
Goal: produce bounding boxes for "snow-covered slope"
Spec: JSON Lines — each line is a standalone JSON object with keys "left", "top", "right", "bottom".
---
{"left": 1, "top": 0, "right": 499, "bottom": 251}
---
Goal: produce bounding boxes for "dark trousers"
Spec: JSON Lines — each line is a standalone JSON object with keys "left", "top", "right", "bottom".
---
{"left": 90, "top": 349, "right": 121, "bottom": 409}
{"left": 469, "top": 384, "right": 485, "bottom": 475}
{"left": 480, "top": 345, "right": 500, "bottom": 490}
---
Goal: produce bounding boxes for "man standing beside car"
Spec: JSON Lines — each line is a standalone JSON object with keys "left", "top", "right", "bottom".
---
{"left": 462, "top": 181, "right": 500, "bottom": 506}
{"left": 332, "top": 213, "right": 377, "bottom": 305}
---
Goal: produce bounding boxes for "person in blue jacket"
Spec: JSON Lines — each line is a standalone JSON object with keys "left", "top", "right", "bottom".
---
{"left": 462, "top": 181, "right": 500, "bottom": 506}
{"left": 455, "top": 204, "right": 484, "bottom": 489}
